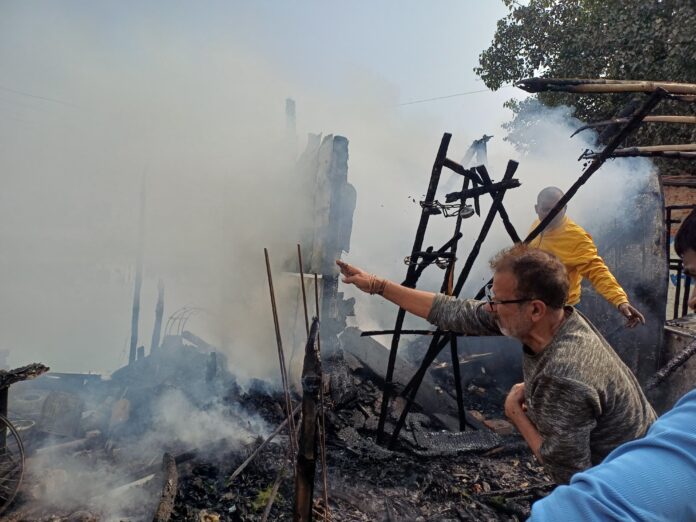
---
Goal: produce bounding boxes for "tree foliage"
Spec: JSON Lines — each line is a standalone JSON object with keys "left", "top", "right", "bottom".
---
{"left": 476, "top": 0, "right": 696, "bottom": 169}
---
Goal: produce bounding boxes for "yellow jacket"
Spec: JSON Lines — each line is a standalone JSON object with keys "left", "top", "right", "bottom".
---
{"left": 528, "top": 216, "right": 628, "bottom": 307}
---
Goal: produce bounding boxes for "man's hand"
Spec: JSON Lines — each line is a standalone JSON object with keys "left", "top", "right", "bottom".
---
{"left": 504, "top": 382, "right": 527, "bottom": 419}
{"left": 336, "top": 260, "right": 372, "bottom": 294}
{"left": 618, "top": 302, "right": 645, "bottom": 328}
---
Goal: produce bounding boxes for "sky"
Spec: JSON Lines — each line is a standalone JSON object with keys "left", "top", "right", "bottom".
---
{"left": 0, "top": 1, "right": 532, "bottom": 375}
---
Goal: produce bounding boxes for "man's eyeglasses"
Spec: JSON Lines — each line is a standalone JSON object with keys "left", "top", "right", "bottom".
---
{"left": 484, "top": 283, "right": 534, "bottom": 310}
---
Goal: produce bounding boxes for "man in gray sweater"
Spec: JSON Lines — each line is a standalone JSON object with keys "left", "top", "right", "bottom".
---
{"left": 337, "top": 244, "right": 655, "bottom": 483}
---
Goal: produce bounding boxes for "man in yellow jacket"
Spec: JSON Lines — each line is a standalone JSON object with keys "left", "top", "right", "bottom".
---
{"left": 528, "top": 186, "right": 645, "bottom": 327}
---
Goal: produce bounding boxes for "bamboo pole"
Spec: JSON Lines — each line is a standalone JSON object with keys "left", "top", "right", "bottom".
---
{"left": 572, "top": 115, "right": 696, "bottom": 137}
{"left": 517, "top": 78, "right": 696, "bottom": 95}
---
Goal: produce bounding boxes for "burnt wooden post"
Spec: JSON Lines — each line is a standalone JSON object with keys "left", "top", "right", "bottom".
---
{"left": 152, "top": 452, "right": 178, "bottom": 522}
{"left": 390, "top": 161, "right": 520, "bottom": 447}
{"left": 376, "top": 133, "right": 451, "bottom": 443}
{"left": 129, "top": 175, "right": 146, "bottom": 365}
{"left": 441, "top": 175, "right": 470, "bottom": 430}
{"left": 294, "top": 318, "right": 321, "bottom": 522}
{"left": 150, "top": 279, "right": 165, "bottom": 354}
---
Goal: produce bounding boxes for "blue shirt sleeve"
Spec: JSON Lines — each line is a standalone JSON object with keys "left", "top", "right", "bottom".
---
{"left": 528, "top": 388, "right": 696, "bottom": 522}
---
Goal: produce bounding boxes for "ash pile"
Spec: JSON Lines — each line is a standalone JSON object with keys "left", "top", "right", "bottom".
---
{"left": 4, "top": 326, "right": 551, "bottom": 521}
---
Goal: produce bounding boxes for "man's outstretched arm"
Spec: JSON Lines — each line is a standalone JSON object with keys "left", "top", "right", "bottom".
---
{"left": 573, "top": 237, "right": 645, "bottom": 327}
{"left": 336, "top": 259, "right": 435, "bottom": 319}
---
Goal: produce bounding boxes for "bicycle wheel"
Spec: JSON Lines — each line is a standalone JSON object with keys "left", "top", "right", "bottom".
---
{"left": 0, "top": 414, "right": 24, "bottom": 515}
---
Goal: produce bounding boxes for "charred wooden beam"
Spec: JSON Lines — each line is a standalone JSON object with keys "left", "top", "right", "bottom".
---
{"left": 294, "top": 318, "right": 321, "bottom": 522}
{"left": 129, "top": 175, "right": 146, "bottom": 365}
{"left": 261, "top": 466, "right": 287, "bottom": 522}
{"left": 150, "top": 279, "right": 165, "bottom": 354}
{"left": 471, "top": 90, "right": 665, "bottom": 302}
{"left": 361, "top": 329, "right": 440, "bottom": 337}
{"left": 0, "top": 363, "right": 49, "bottom": 389}
{"left": 445, "top": 178, "right": 520, "bottom": 203}
{"left": 442, "top": 174, "right": 471, "bottom": 430}
{"left": 442, "top": 158, "right": 483, "bottom": 184}
{"left": 377, "top": 133, "right": 451, "bottom": 444}
{"left": 152, "top": 453, "right": 178, "bottom": 522}
{"left": 453, "top": 161, "right": 520, "bottom": 297}
{"left": 517, "top": 78, "right": 696, "bottom": 95}
{"left": 475, "top": 163, "right": 521, "bottom": 243}
{"left": 582, "top": 145, "right": 696, "bottom": 160}
{"left": 524, "top": 90, "right": 665, "bottom": 245}
{"left": 571, "top": 115, "right": 696, "bottom": 137}
{"left": 408, "top": 232, "right": 464, "bottom": 283}
{"left": 646, "top": 338, "right": 696, "bottom": 390}
{"left": 228, "top": 404, "right": 301, "bottom": 485}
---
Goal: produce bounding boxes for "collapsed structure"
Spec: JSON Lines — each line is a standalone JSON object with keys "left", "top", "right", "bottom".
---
{"left": 3, "top": 81, "right": 696, "bottom": 520}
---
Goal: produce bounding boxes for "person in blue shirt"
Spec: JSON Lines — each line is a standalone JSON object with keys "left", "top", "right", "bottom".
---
{"left": 529, "top": 208, "right": 696, "bottom": 521}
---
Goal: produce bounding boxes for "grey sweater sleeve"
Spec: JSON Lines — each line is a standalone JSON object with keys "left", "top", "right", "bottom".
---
{"left": 530, "top": 375, "right": 601, "bottom": 484}
{"left": 426, "top": 294, "right": 500, "bottom": 336}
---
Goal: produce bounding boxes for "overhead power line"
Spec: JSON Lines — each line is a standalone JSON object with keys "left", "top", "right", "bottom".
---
{"left": 397, "top": 85, "right": 513, "bottom": 107}
{"left": 0, "top": 84, "right": 77, "bottom": 107}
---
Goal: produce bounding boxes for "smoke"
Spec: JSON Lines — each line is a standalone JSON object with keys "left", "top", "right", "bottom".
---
{"left": 340, "top": 100, "right": 657, "bottom": 337}
{"left": 0, "top": 5, "right": 655, "bottom": 381}
{"left": 26, "top": 387, "right": 270, "bottom": 519}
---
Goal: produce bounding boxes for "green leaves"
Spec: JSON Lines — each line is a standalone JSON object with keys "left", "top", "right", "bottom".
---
{"left": 477, "top": 0, "right": 696, "bottom": 170}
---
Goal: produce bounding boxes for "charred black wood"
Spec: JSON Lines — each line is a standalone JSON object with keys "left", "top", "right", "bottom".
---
{"left": 475, "top": 162, "right": 521, "bottom": 243}
{"left": 571, "top": 115, "right": 696, "bottom": 137}
{"left": 411, "top": 251, "right": 456, "bottom": 260}
{"left": 476, "top": 482, "right": 555, "bottom": 498}
{"left": 583, "top": 149, "right": 696, "bottom": 160}
{"left": 150, "top": 279, "right": 165, "bottom": 353}
{"left": 294, "top": 318, "right": 321, "bottom": 522}
{"left": 450, "top": 336, "right": 466, "bottom": 430}
{"left": 524, "top": 90, "right": 665, "bottom": 246}
{"left": 129, "top": 176, "right": 146, "bottom": 365}
{"left": 409, "top": 232, "right": 464, "bottom": 283}
{"left": 0, "top": 363, "right": 50, "bottom": 389}
{"left": 152, "top": 452, "right": 178, "bottom": 522}
{"left": 261, "top": 465, "right": 287, "bottom": 522}
{"left": 453, "top": 160, "right": 520, "bottom": 297}
{"left": 594, "top": 98, "right": 643, "bottom": 144}
{"left": 392, "top": 162, "right": 520, "bottom": 443}
{"left": 181, "top": 331, "right": 212, "bottom": 351}
{"left": 377, "top": 133, "right": 451, "bottom": 444}
{"left": 517, "top": 78, "right": 696, "bottom": 95}
{"left": 361, "top": 329, "right": 446, "bottom": 337}
{"left": 442, "top": 158, "right": 483, "bottom": 184}
{"left": 445, "top": 178, "right": 520, "bottom": 203}
{"left": 298, "top": 244, "right": 310, "bottom": 336}
{"left": 228, "top": 404, "right": 302, "bottom": 484}
{"left": 646, "top": 338, "right": 696, "bottom": 390}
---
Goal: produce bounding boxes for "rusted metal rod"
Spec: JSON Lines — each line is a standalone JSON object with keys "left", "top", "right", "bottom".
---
{"left": 264, "top": 248, "right": 298, "bottom": 453}
{"left": 583, "top": 149, "right": 696, "bottom": 160}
